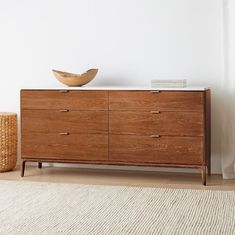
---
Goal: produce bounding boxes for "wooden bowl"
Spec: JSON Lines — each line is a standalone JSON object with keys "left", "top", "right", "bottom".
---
{"left": 52, "top": 69, "right": 98, "bottom": 86}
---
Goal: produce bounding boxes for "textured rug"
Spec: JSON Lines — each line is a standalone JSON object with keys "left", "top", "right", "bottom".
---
{"left": 0, "top": 181, "right": 235, "bottom": 235}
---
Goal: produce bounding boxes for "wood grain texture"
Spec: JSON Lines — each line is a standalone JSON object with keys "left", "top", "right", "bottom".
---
{"left": 205, "top": 90, "right": 211, "bottom": 175}
{"left": 21, "top": 90, "right": 108, "bottom": 110}
{"left": 109, "top": 111, "right": 203, "bottom": 136}
{"left": 20, "top": 89, "right": 211, "bottom": 185}
{"left": 22, "top": 110, "right": 108, "bottom": 134}
{"left": 109, "top": 91, "right": 204, "bottom": 111}
{"left": 109, "top": 135, "right": 204, "bottom": 165}
{"left": 22, "top": 133, "right": 108, "bottom": 161}
{"left": 52, "top": 68, "right": 98, "bottom": 87}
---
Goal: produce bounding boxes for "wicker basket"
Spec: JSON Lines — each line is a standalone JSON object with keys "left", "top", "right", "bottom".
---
{"left": 0, "top": 112, "right": 17, "bottom": 172}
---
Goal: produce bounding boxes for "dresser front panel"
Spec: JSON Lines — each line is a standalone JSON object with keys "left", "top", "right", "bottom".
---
{"left": 21, "top": 89, "right": 209, "bottom": 169}
{"left": 21, "top": 90, "right": 108, "bottom": 110}
{"left": 22, "top": 133, "right": 108, "bottom": 161}
{"left": 22, "top": 110, "right": 108, "bottom": 134}
{"left": 109, "top": 135, "right": 204, "bottom": 165}
{"left": 109, "top": 111, "right": 204, "bottom": 136}
{"left": 109, "top": 91, "right": 204, "bottom": 112}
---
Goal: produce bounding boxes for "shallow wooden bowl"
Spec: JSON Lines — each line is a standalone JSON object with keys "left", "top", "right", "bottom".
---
{"left": 52, "top": 69, "right": 98, "bottom": 86}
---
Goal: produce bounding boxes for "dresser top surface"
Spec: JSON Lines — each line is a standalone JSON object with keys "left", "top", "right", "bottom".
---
{"left": 21, "top": 86, "right": 209, "bottom": 91}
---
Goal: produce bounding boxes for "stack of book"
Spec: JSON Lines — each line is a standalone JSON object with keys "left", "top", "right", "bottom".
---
{"left": 151, "top": 79, "right": 187, "bottom": 88}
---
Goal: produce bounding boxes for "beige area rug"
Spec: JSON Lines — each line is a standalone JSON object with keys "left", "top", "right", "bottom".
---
{"left": 0, "top": 181, "right": 235, "bottom": 235}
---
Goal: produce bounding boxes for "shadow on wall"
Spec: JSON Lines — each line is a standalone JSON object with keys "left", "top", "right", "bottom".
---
{"left": 210, "top": 86, "right": 222, "bottom": 174}
{"left": 91, "top": 76, "right": 142, "bottom": 87}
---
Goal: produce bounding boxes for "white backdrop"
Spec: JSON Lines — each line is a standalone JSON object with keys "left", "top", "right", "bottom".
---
{"left": 0, "top": 0, "right": 223, "bottom": 173}
{"left": 222, "top": 0, "right": 235, "bottom": 179}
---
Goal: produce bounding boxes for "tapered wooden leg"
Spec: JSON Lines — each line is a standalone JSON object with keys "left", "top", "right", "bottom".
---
{"left": 38, "top": 162, "right": 42, "bottom": 169}
{"left": 207, "top": 162, "right": 211, "bottom": 176}
{"left": 201, "top": 166, "right": 206, "bottom": 186}
{"left": 21, "top": 161, "right": 26, "bottom": 177}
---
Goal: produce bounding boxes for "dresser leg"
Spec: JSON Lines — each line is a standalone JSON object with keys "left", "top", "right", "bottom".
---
{"left": 201, "top": 166, "right": 206, "bottom": 186}
{"left": 21, "top": 161, "right": 26, "bottom": 177}
{"left": 207, "top": 163, "right": 211, "bottom": 176}
{"left": 38, "top": 162, "right": 42, "bottom": 169}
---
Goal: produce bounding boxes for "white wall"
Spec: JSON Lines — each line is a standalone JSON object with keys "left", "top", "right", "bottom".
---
{"left": 0, "top": 0, "right": 224, "bottom": 173}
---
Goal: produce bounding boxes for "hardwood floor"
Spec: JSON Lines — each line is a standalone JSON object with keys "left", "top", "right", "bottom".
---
{"left": 0, "top": 165, "right": 235, "bottom": 190}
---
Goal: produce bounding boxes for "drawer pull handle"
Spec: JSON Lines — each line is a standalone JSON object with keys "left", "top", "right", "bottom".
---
{"left": 59, "top": 109, "right": 69, "bottom": 112}
{"left": 150, "top": 135, "right": 161, "bottom": 138}
{"left": 151, "top": 111, "right": 161, "bottom": 114}
{"left": 150, "top": 90, "right": 160, "bottom": 93}
{"left": 59, "top": 132, "right": 69, "bottom": 135}
{"left": 59, "top": 90, "right": 69, "bottom": 93}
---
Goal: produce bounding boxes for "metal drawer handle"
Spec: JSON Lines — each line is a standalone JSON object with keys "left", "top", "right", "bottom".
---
{"left": 59, "top": 132, "right": 69, "bottom": 135}
{"left": 150, "top": 90, "right": 160, "bottom": 93}
{"left": 150, "top": 111, "right": 161, "bottom": 114}
{"left": 150, "top": 135, "right": 161, "bottom": 138}
{"left": 59, "top": 109, "right": 69, "bottom": 112}
{"left": 59, "top": 90, "right": 69, "bottom": 93}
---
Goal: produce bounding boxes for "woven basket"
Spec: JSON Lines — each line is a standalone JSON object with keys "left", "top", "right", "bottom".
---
{"left": 0, "top": 113, "right": 17, "bottom": 172}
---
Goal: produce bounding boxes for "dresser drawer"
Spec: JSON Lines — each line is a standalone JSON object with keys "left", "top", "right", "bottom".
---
{"left": 109, "top": 111, "right": 204, "bottom": 136}
{"left": 109, "top": 91, "right": 204, "bottom": 111}
{"left": 22, "top": 133, "right": 108, "bottom": 161}
{"left": 109, "top": 135, "right": 203, "bottom": 165}
{"left": 21, "top": 90, "right": 108, "bottom": 110}
{"left": 22, "top": 110, "right": 108, "bottom": 134}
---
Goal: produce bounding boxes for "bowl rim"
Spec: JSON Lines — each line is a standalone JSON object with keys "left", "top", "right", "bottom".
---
{"left": 52, "top": 68, "right": 98, "bottom": 77}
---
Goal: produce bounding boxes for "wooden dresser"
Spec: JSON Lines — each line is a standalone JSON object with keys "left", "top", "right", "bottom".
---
{"left": 20, "top": 87, "right": 211, "bottom": 185}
